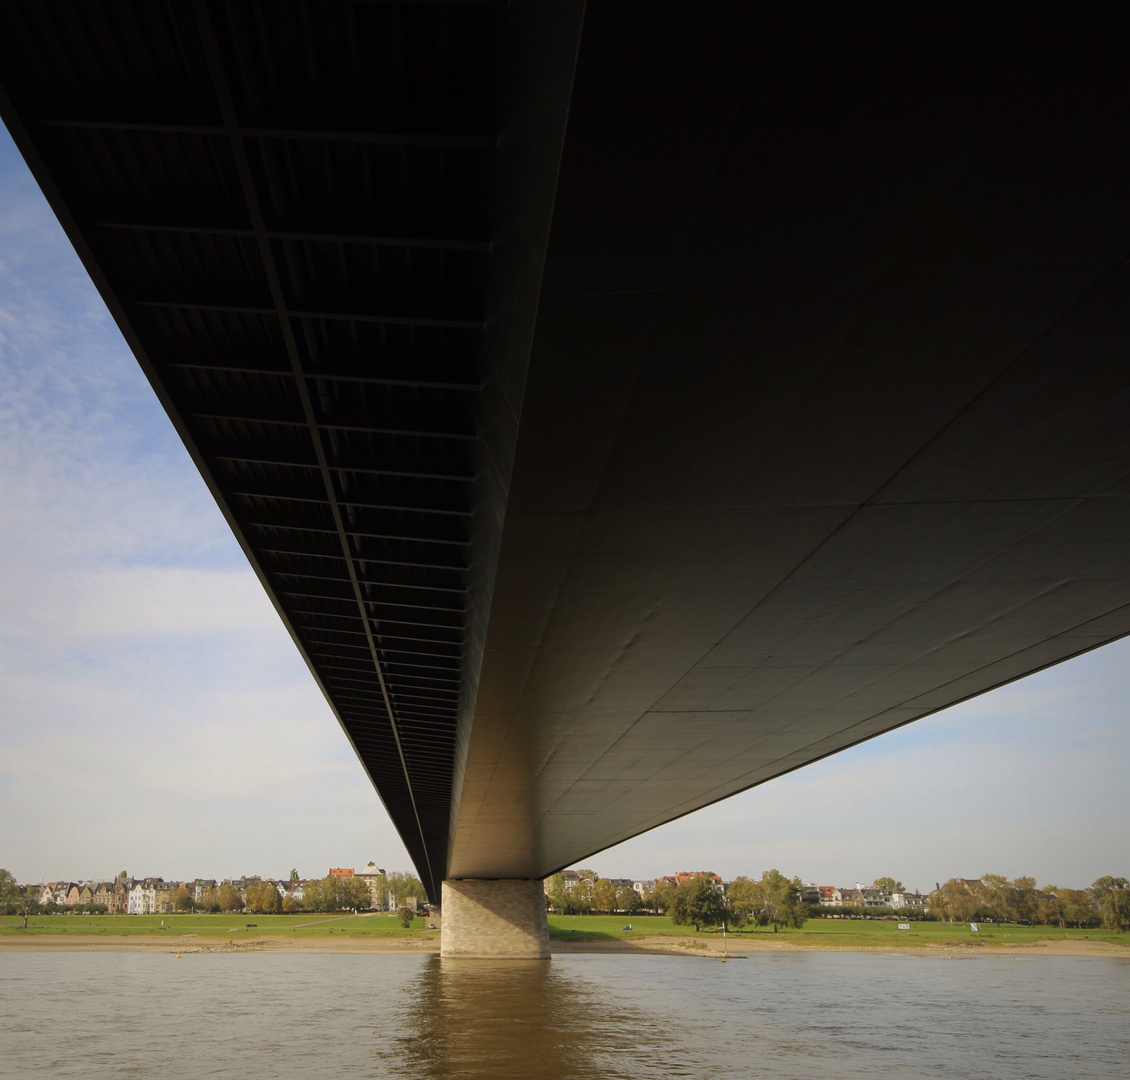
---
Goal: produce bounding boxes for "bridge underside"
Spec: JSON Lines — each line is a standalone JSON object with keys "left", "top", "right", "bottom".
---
{"left": 3, "top": 2, "right": 1128, "bottom": 896}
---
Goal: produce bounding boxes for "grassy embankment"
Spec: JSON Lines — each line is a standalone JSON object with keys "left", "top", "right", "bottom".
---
{"left": 546, "top": 914, "right": 1129, "bottom": 949}
{"left": 2, "top": 913, "right": 1126, "bottom": 949}
{"left": 0, "top": 912, "right": 436, "bottom": 940}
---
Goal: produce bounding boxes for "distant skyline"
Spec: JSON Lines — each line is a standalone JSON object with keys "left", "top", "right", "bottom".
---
{"left": 1, "top": 126, "right": 1127, "bottom": 892}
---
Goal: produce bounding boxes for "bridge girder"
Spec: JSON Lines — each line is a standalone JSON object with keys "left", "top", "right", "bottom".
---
{"left": 3, "top": 1, "right": 1128, "bottom": 896}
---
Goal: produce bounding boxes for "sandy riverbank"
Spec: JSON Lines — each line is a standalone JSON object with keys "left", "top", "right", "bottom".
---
{"left": 2, "top": 933, "right": 1128, "bottom": 959}
{"left": 0, "top": 934, "right": 439, "bottom": 954}
{"left": 552, "top": 935, "right": 1130, "bottom": 959}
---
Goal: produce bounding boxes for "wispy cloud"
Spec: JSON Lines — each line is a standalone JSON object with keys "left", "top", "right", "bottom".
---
{"left": 0, "top": 145, "right": 236, "bottom": 571}
{"left": 2, "top": 566, "right": 282, "bottom": 642}
{"left": 0, "top": 131, "right": 410, "bottom": 883}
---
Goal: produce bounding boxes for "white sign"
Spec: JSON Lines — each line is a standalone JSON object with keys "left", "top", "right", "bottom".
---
{"left": 897, "top": 923, "right": 911, "bottom": 930}
{"left": 970, "top": 923, "right": 979, "bottom": 932}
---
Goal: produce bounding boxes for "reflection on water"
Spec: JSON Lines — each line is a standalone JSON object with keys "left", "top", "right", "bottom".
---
{"left": 401, "top": 958, "right": 673, "bottom": 1079}
{"left": 0, "top": 950, "right": 1126, "bottom": 1078}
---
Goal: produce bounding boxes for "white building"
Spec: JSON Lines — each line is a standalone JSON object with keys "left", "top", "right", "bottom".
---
{"left": 39, "top": 883, "right": 68, "bottom": 906}
{"left": 128, "top": 879, "right": 166, "bottom": 914}
{"left": 855, "top": 884, "right": 892, "bottom": 908}
{"left": 889, "top": 891, "right": 926, "bottom": 911}
{"left": 355, "top": 862, "right": 387, "bottom": 910}
{"left": 128, "top": 882, "right": 152, "bottom": 914}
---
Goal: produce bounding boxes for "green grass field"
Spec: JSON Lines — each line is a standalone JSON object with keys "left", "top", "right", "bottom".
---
{"left": 2, "top": 912, "right": 1124, "bottom": 948}
{"left": 0, "top": 912, "right": 437, "bottom": 939}
{"left": 545, "top": 914, "right": 1127, "bottom": 948}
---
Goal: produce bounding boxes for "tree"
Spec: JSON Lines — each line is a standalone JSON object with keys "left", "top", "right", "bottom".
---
{"left": 216, "top": 883, "right": 244, "bottom": 912}
{"left": 872, "top": 877, "right": 904, "bottom": 893}
{"left": 0, "top": 872, "right": 43, "bottom": 928}
{"left": 399, "top": 906, "right": 415, "bottom": 928}
{"left": 545, "top": 873, "right": 571, "bottom": 914}
{"left": 387, "top": 871, "right": 427, "bottom": 910}
{"left": 980, "top": 874, "right": 1009, "bottom": 922}
{"left": 755, "top": 870, "right": 806, "bottom": 931}
{"left": 0, "top": 869, "right": 19, "bottom": 913}
{"left": 302, "top": 875, "right": 369, "bottom": 912}
{"left": 301, "top": 878, "right": 327, "bottom": 912}
{"left": 171, "top": 885, "right": 195, "bottom": 913}
{"left": 647, "top": 879, "right": 676, "bottom": 915}
{"left": 245, "top": 882, "right": 282, "bottom": 914}
{"left": 1037, "top": 886, "right": 1066, "bottom": 928}
{"left": 1007, "top": 876, "right": 1038, "bottom": 924}
{"left": 1091, "top": 876, "right": 1130, "bottom": 932}
{"left": 282, "top": 893, "right": 303, "bottom": 913}
{"left": 569, "top": 886, "right": 592, "bottom": 915}
{"left": 244, "top": 882, "right": 264, "bottom": 914}
{"left": 725, "top": 876, "right": 759, "bottom": 929}
{"left": 1057, "top": 889, "right": 1098, "bottom": 929}
{"left": 592, "top": 878, "right": 618, "bottom": 914}
{"left": 575, "top": 870, "right": 597, "bottom": 906}
{"left": 927, "top": 886, "right": 951, "bottom": 922}
{"left": 618, "top": 887, "right": 643, "bottom": 916}
{"left": 670, "top": 876, "right": 727, "bottom": 931}
{"left": 931, "top": 878, "right": 981, "bottom": 923}
{"left": 16, "top": 886, "right": 42, "bottom": 928}
{"left": 342, "top": 876, "right": 370, "bottom": 911}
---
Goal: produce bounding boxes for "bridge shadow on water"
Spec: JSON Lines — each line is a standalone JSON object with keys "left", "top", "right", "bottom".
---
{"left": 397, "top": 956, "right": 676, "bottom": 1078}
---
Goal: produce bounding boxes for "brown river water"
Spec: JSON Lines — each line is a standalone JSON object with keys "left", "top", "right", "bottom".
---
{"left": 1, "top": 951, "right": 1127, "bottom": 1078}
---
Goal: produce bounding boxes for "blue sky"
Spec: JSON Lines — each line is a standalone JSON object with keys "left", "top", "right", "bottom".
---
{"left": 1, "top": 127, "right": 1126, "bottom": 891}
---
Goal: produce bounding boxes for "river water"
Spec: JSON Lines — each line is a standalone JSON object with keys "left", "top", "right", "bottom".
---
{"left": 1, "top": 951, "right": 1127, "bottom": 1078}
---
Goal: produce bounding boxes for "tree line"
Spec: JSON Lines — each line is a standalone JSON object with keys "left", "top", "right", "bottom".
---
{"left": 543, "top": 868, "right": 1130, "bottom": 933}
{"left": 0, "top": 869, "right": 428, "bottom": 919}
{"left": 173, "top": 871, "right": 427, "bottom": 914}
{"left": 8, "top": 867, "right": 1128, "bottom": 931}
{"left": 545, "top": 869, "right": 808, "bottom": 931}
{"left": 672, "top": 871, "right": 809, "bottom": 931}
{"left": 928, "top": 875, "right": 1130, "bottom": 930}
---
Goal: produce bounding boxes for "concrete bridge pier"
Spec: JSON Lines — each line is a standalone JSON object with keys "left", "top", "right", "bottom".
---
{"left": 440, "top": 879, "right": 550, "bottom": 959}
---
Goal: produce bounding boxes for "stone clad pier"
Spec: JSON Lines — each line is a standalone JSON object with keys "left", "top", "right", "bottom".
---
{"left": 440, "top": 880, "right": 549, "bottom": 959}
